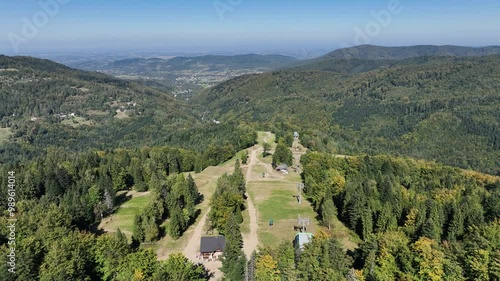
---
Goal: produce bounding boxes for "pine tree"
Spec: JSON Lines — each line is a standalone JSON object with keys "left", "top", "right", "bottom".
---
{"left": 95, "top": 231, "right": 131, "bottom": 280}
{"left": 262, "top": 143, "right": 271, "bottom": 157}
{"left": 241, "top": 150, "right": 249, "bottom": 165}
{"left": 446, "top": 205, "right": 464, "bottom": 241}
{"left": 143, "top": 216, "right": 160, "bottom": 242}
{"left": 222, "top": 213, "right": 246, "bottom": 281}
{"left": 152, "top": 253, "right": 208, "bottom": 281}
{"left": 115, "top": 249, "right": 159, "bottom": 281}
{"left": 247, "top": 251, "right": 257, "bottom": 281}
{"left": 232, "top": 160, "right": 246, "bottom": 196}
{"left": 39, "top": 232, "right": 97, "bottom": 281}
{"left": 321, "top": 198, "right": 337, "bottom": 230}
{"left": 132, "top": 214, "right": 145, "bottom": 242}
{"left": 272, "top": 143, "right": 293, "bottom": 167}
{"left": 255, "top": 254, "right": 280, "bottom": 281}
{"left": 276, "top": 241, "right": 297, "bottom": 281}
{"left": 116, "top": 228, "right": 128, "bottom": 245}
{"left": 169, "top": 203, "right": 186, "bottom": 239}
{"left": 187, "top": 173, "right": 201, "bottom": 204}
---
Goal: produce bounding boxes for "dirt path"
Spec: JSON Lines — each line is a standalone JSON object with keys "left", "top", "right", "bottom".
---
{"left": 182, "top": 208, "right": 210, "bottom": 260}
{"left": 181, "top": 208, "right": 223, "bottom": 280}
{"left": 263, "top": 132, "right": 271, "bottom": 143}
{"left": 179, "top": 141, "right": 264, "bottom": 279}
{"left": 242, "top": 146, "right": 261, "bottom": 259}
{"left": 179, "top": 134, "right": 267, "bottom": 278}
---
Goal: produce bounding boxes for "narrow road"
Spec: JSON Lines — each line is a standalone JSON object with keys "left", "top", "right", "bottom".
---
{"left": 182, "top": 208, "right": 223, "bottom": 280}
{"left": 182, "top": 208, "right": 210, "bottom": 260}
{"left": 242, "top": 146, "right": 260, "bottom": 259}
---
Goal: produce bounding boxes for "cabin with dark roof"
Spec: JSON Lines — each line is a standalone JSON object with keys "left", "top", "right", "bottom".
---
{"left": 198, "top": 236, "right": 225, "bottom": 261}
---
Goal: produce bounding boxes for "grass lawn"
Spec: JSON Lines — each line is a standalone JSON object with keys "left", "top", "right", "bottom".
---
{"left": 0, "top": 127, "right": 12, "bottom": 143}
{"left": 102, "top": 148, "right": 246, "bottom": 258}
{"left": 247, "top": 132, "right": 322, "bottom": 248}
{"left": 248, "top": 133, "right": 360, "bottom": 250}
{"left": 248, "top": 171, "right": 321, "bottom": 247}
{"left": 257, "top": 131, "right": 275, "bottom": 145}
{"left": 100, "top": 192, "right": 152, "bottom": 236}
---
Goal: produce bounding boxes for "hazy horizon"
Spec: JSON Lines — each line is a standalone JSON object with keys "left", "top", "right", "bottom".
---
{"left": 1, "top": 0, "right": 500, "bottom": 56}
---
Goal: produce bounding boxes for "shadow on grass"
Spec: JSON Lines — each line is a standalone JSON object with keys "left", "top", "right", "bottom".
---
{"left": 115, "top": 191, "right": 133, "bottom": 207}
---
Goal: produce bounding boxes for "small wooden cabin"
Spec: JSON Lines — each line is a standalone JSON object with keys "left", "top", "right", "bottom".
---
{"left": 198, "top": 236, "right": 225, "bottom": 261}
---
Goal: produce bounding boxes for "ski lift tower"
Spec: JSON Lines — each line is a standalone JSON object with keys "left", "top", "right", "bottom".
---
{"left": 297, "top": 215, "right": 311, "bottom": 232}
{"left": 296, "top": 183, "right": 305, "bottom": 204}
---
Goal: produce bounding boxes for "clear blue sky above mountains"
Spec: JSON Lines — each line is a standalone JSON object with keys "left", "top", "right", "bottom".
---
{"left": 1, "top": 0, "right": 499, "bottom": 54}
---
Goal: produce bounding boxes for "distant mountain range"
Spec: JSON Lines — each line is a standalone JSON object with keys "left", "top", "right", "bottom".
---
{"left": 293, "top": 45, "right": 500, "bottom": 73}
{"left": 106, "top": 54, "right": 298, "bottom": 72}
{"left": 324, "top": 44, "right": 500, "bottom": 60}
{"left": 63, "top": 53, "right": 299, "bottom": 97}
{"left": 65, "top": 54, "right": 298, "bottom": 77}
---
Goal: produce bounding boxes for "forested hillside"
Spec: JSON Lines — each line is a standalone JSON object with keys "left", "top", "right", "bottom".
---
{"left": 0, "top": 47, "right": 499, "bottom": 280}
{"left": 196, "top": 55, "right": 500, "bottom": 175}
{"left": 0, "top": 55, "right": 256, "bottom": 165}
{"left": 0, "top": 144, "right": 227, "bottom": 280}
{"left": 301, "top": 152, "right": 499, "bottom": 280}
{"left": 291, "top": 45, "right": 500, "bottom": 73}
{"left": 323, "top": 45, "right": 500, "bottom": 60}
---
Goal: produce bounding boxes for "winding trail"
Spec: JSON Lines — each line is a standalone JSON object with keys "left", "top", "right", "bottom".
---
{"left": 242, "top": 147, "right": 260, "bottom": 259}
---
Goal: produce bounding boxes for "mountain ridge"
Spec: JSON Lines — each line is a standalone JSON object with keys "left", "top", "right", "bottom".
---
{"left": 196, "top": 54, "right": 500, "bottom": 175}
{"left": 323, "top": 44, "right": 500, "bottom": 60}
{"left": 289, "top": 45, "right": 500, "bottom": 73}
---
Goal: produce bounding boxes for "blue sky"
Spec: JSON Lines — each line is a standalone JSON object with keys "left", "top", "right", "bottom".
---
{"left": 1, "top": 0, "right": 499, "bottom": 54}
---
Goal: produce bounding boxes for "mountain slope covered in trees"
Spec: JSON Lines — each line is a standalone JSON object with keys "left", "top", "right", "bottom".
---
{"left": 292, "top": 45, "right": 500, "bottom": 73}
{"left": 0, "top": 55, "right": 256, "bottom": 165}
{"left": 323, "top": 44, "right": 500, "bottom": 60}
{"left": 300, "top": 152, "right": 499, "bottom": 281}
{"left": 195, "top": 55, "right": 500, "bottom": 175}
{"left": 0, "top": 46, "right": 499, "bottom": 280}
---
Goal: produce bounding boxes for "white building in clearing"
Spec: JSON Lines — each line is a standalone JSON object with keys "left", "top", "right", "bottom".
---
{"left": 294, "top": 233, "right": 313, "bottom": 250}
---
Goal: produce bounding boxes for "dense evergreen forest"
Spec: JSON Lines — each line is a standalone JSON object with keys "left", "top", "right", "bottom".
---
{"left": 196, "top": 55, "right": 500, "bottom": 175}
{"left": 0, "top": 144, "right": 236, "bottom": 280}
{"left": 299, "top": 152, "right": 499, "bottom": 280}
